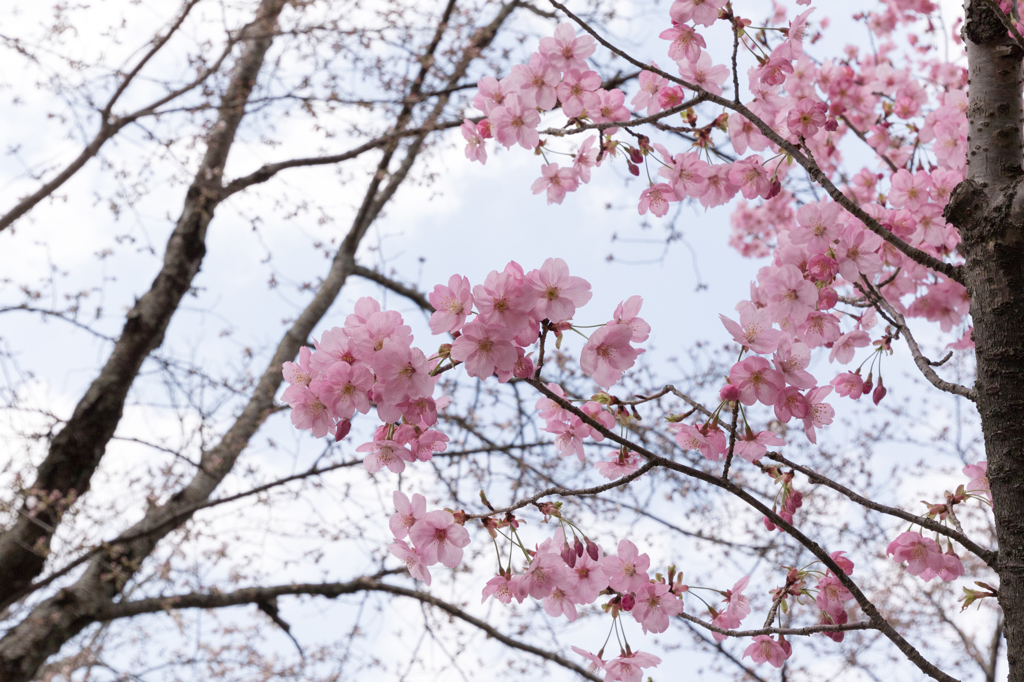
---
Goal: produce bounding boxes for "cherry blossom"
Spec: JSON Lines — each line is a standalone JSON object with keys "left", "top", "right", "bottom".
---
{"left": 409, "top": 510, "right": 471, "bottom": 568}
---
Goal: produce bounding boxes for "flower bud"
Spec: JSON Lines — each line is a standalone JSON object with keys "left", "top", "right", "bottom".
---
{"left": 561, "top": 544, "right": 577, "bottom": 568}
{"left": 586, "top": 538, "right": 600, "bottom": 561}
{"left": 719, "top": 384, "right": 740, "bottom": 402}
{"left": 817, "top": 286, "right": 838, "bottom": 310}
{"left": 574, "top": 537, "right": 584, "bottom": 557}
{"left": 872, "top": 382, "right": 887, "bottom": 405}
{"left": 620, "top": 593, "right": 635, "bottom": 611}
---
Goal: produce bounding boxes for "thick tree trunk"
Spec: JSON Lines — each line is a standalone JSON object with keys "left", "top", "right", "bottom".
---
{"left": 950, "top": 2, "right": 1024, "bottom": 680}
{"left": 0, "top": 2, "right": 286, "bottom": 678}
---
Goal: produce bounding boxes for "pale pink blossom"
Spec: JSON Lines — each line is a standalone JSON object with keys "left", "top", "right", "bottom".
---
{"left": 372, "top": 338, "right": 434, "bottom": 403}
{"left": 734, "top": 429, "right": 785, "bottom": 463}
{"left": 531, "top": 163, "right": 580, "bottom": 205}
{"left": 828, "top": 330, "right": 870, "bottom": 364}
{"left": 638, "top": 183, "right": 677, "bottom": 217}
{"left": 390, "top": 491, "right": 427, "bottom": 539}
{"left": 389, "top": 540, "right": 432, "bottom": 584}
{"left": 773, "top": 339, "right": 815, "bottom": 388}
{"left": 595, "top": 450, "right": 642, "bottom": 479}
{"left": 510, "top": 53, "right": 560, "bottom": 110}
{"left": 409, "top": 510, "right": 471, "bottom": 568}
{"left": 319, "top": 361, "right": 373, "bottom": 419}
{"left": 524, "top": 258, "right": 593, "bottom": 322}
{"left": 573, "top": 135, "right": 600, "bottom": 183}
{"left": 816, "top": 573, "right": 853, "bottom": 618}
{"left": 581, "top": 324, "right": 642, "bottom": 388}
{"left": 567, "top": 550, "right": 608, "bottom": 603}
{"left": 428, "top": 274, "right": 473, "bottom": 334}
{"left": 744, "top": 635, "right": 788, "bottom": 668}
{"left": 802, "top": 385, "right": 835, "bottom": 444}
{"left": 310, "top": 327, "right": 358, "bottom": 373}
{"left": 490, "top": 94, "right": 541, "bottom": 150}
{"left": 799, "top": 312, "right": 842, "bottom": 348}
{"left": 482, "top": 574, "right": 522, "bottom": 604}
{"left": 730, "top": 356, "right": 785, "bottom": 407}
{"left": 601, "top": 539, "right": 651, "bottom": 594}
{"left": 520, "top": 552, "right": 569, "bottom": 598}
{"left": 632, "top": 582, "right": 684, "bottom": 634}
{"left": 450, "top": 320, "right": 517, "bottom": 379}
{"left": 671, "top": 0, "right": 727, "bottom": 26}
{"left": 283, "top": 380, "right": 335, "bottom": 439}
{"left": 611, "top": 296, "right": 651, "bottom": 342}
{"left": 678, "top": 52, "right": 730, "bottom": 95}
{"left": 762, "top": 264, "right": 817, "bottom": 325}
{"left": 360, "top": 439, "right": 414, "bottom": 474}
{"left": 462, "top": 118, "right": 486, "bottom": 164}
{"left": 556, "top": 69, "right": 602, "bottom": 118}
{"left": 604, "top": 651, "right": 661, "bottom": 682}
{"left": 539, "top": 22, "right": 596, "bottom": 72}
{"left": 720, "top": 303, "right": 783, "bottom": 354}
{"left": 787, "top": 98, "right": 827, "bottom": 138}
{"left": 543, "top": 586, "right": 578, "bottom": 621}
{"left": 964, "top": 461, "right": 991, "bottom": 501}
{"left": 282, "top": 346, "right": 315, "bottom": 387}
{"left": 660, "top": 24, "right": 706, "bottom": 63}
{"left": 886, "top": 531, "right": 945, "bottom": 579}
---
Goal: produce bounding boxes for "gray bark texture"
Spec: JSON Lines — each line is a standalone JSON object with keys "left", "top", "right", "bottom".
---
{"left": 948, "top": 1, "right": 1024, "bottom": 680}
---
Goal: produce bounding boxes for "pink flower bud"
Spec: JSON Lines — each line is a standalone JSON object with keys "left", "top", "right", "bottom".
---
{"left": 763, "top": 516, "right": 776, "bottom": 532}
{"left": 620, "top": 593, "right": 635, "bottom": 611}
{"left": 586, "top": 538, "right": 600, "bottom": 561}
{"left": 719, "top": 384, "right": 740, "bottom": 402}
{"left": 561, "top": 544, "right": 577, "bottom": 568}
{"left": 817, "top": 286, "right": 838, "bottom": 310}
{"left": 574, "top": 537, "right": 584, "bottom": 557}
{"left": 873, "top": 383, "right": 887, "bottom": 405}
{"left": 336, "top": 419, "right": 352, "bottom": 440}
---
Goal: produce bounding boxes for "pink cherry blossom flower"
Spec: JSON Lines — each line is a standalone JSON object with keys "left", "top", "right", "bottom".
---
{"left": 590, "top": 88, "right": 630, "bottom": 130}
{"left": 658, "top": 149, "right": 710, "bottom": 198}
{"left": 828, "top": 330, "right": 870, "bottom": 364}
{"left": 567, "top": 550, "right": 608, "bottom": 603}
{"left": 473, "top": 269, "right": 530, "bottom": 336}
{"left": 571, "top": 647, "right": 608, "bottom": 676}
{"left": 720, "top": 304, "right": 783, "bottom": 354}
{"left": 510, "top": 52, "right": 560, "bottom": 110}
{"left": 573, "top": 135, "right": 601, "bottom": 183}
{"left": 773, "top": 339, "right": 815, "bottom": 388}
{"left": 728, "top": 113, "right": 769, "bottom": 154}
{"left": 886, "top": 531, "right": 945, "bottom": 579}
{"left": 525, "top": 257, "right": 593, "bottom": 322}
{"left": 359, "top": 439, "right": 414, "bottom": 474}
{"left": 729, "top": 157, "right": 772, "bottom": 200}
{"left": 428, "top": 274, "right": 474, "bottom": 334}
{"left": 964, "top": 461, "right": 991, "bottom": 501}
{"left": 462, "top": 118, "right": 486, "bottom": 164}
{"left": 792, "top": 201, "right": 842, "bottom": 254}
{"left": 744, "top": 635, "right": 788, "bottom": 668}
{"left": 283, "top": 380, "right": 335, "bottom": 438}
{"left": 318, "top": 362, "right": 373, "bottom": 419}
{"left": 520, "top": 552, "right": 569, "bottom": 599}
{"left": 671, "top": 0, "right": 727, "bottom": 26}
{"left": 802, "top": 385, "right": 835, "bottom": 444}
{"left": 734, "top": 429, "right": 785, "bottom": 463}
{"left": 595, "top": 450, "right": 642, "bottom": 479}
{"left": 755, "top": 56, "right": 794, "bottom": 87}
{"left": 830, "top": 550, "right": 855, "bottom": 575}
{"left": 601, "top": 539, "right": 651, "bottom": 594}
{"left": 409, "top": 428, "right": 449, "bottom": 461}
{"left": 409, "top": 510, "right": 471, "bottom": 568}
{"left": 543, "top": 586, "right": 578, "bottom": 621}
{"left": 831, "top": 372, "right": 865, "bottom": 399}
{"left": 816, "top": 573, "right": 853, "bottom": 618}
{"left": 632, "top": 582, "right": 684, "bottom": 634}
{"left": 631, "top": 67, "right": 668, "bottom": 115}
{"left": 638, "top": 182, "right": 677, "bottom": 217}
{"left": 889, "top": 169, "right": 932, "bottom": 211}
{"left": 774, "top": 386, "right": 810, "bottom": 422}
{"left": 678, "top": 52, "right": 730, "bottom": 95}
{"left": 490, "top": 94, "right": 541, "bottom": 150}
{"left": 310, "top": 327, "right": 358, "bottom": 373}
{"left": 672, "top": 422, "right": 727, "bottom": 461}
{"left": 761, "top": 264, "right": 817, "bottom": 325}
{"left": 472, "top": 75, "right": 510, "bottom": 114}
{"left": 660, "top": 24, "right": 706, "bottom": 63}
{"left": 538, "top": 22, "right": 596, "bottom": 72}
{"left": 611, "top": 296, "right": 650, "bottom": 342}
{"left": 556, "top": 69, "right": 602, "bottom": 118}
{"left": 730, "top": 356, "right": 785, "bottom": 407}
{"left": 531, "top": 163, "right": 580, "bottom": 205}
{"left": 711, "top": 608, "right": 741, "bottom": 642}
{"left": 482, "top": 573, "right": 522, "bottom": 604}
{"left": 372, "top": 338, "right": 434, "bottom": 403}
{"left": 450, "top": 320, "right": 517, "bottom": 379}
{"left": 604, "top": 651, "right": 661, "bottom": 682}
{"left": 390, "top": 491, "right": 427, "bottom": 539}
{"left": 282, "top": 346, "right": 315, "bottom": 387}
{"left": 787, "top": 98, "right": 827, "bottom": 137}
{"left": 581, "top": 324, "right": 642, "bottom": 389}
{"left": 347, "top": 309, "right": 412, "bottom": 361}
{"left": 723, "top": 575, "right": 751, "bottom": 620}
{"left": 389, "top": 540, "right": 432, "bottom": 585}
{"left": 799, "top": 311, "right": 842, "bottom": 348}
{"left": 548, "top": 416, "right": 590, "bottom": 462}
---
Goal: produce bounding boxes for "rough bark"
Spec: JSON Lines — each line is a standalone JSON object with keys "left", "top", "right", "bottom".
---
{"left": 949, "top": 1, "right": 1024, "bottom": 679}
{"left": 0, "top": 0, "right": 287, "bottom": 672}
